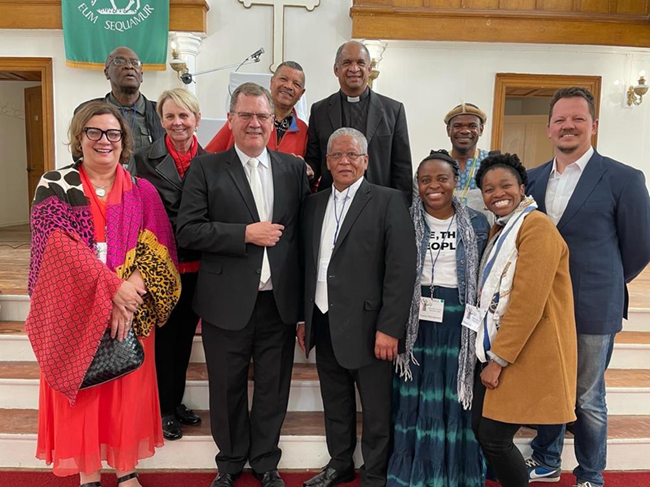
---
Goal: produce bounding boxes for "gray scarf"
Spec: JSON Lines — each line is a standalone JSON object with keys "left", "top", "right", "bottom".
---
{"left": 395, "top": 192, "right": 480, "bottom": 410}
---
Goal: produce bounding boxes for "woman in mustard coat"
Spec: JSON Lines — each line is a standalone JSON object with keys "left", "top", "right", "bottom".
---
{"left": 470, "top": 153, "right": 577, "bottom": 487}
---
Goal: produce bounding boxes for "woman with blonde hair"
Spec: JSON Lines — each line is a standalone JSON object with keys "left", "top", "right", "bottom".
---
{"left": 132, "top": 88, "right": 206, "bottom": 440}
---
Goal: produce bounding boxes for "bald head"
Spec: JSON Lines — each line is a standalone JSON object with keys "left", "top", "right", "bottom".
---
{"left": 104, "top": 46, "right": 143, "bottom": 97}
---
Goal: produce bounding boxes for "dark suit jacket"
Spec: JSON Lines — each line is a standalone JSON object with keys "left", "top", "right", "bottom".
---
{"left": 527, "top": 150, "right": 650, "bottom": 335}
{"left": 305, "top": 90, "right": 413, "bottom": 205}
{"left": 131, "top": 137, "right": 206, "bottom": 264}
{"left": 301, "top": 179, "right": 417, "bottom": 369}
{"left": 177, "top": 147, "right": 310, "bottom": 329}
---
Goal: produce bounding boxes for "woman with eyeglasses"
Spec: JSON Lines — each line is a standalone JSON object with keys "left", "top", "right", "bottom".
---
{"left": 470, "top": 153, "right": 577, "bottom": 487}
{"left": 132, "top": 88, "right": 206, "bottom": 441}
{"left": 26, "top": 101, "right": 181, "bottom": 487}
{"left": 388, "top": 150, "right": 489, "bottom": 487}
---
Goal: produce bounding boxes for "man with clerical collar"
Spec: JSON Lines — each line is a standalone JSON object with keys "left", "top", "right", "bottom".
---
{"left": 75, "top": 46, "right": 164, "bottom": 155}
{"left": 207, "top": 61, "right": 309, "bottom": 162}
{"left": 306, "top": 40, "right": 412, "bottom": 204}
{"left": 444, "top": 103, "right": 490, "bottom": 212}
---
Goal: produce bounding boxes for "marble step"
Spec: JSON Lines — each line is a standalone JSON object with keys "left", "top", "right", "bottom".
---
{"left": 1, "top": 321, "right": 647, "bottom": 369}
{"left": 1, "top": 409, "right": 649, "bottom": 470}
{"left": 1, "top": 361, "right": 649, "bottom": 415}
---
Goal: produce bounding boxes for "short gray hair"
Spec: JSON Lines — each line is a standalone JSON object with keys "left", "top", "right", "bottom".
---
{"left": 229, "top": 82, "right": 274, "bottom": 113}
{"left": 327, "top": 127, "right": 368, "bottom": 154}
{"left": 275, "top": 60, "right": 305, "bottom": 85}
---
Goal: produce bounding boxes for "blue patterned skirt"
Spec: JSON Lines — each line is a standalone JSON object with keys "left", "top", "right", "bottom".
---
{"left": 388, "top": 286, "right": 485, "bottom": 487}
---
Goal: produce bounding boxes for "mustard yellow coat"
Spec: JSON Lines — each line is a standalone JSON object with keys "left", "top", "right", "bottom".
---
{"left": 483, "top": 211, "right": 577, "bottom": 425}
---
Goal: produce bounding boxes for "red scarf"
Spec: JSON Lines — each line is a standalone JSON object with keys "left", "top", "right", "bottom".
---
{"left": 165, "top": 134, "right": 198, "bottom": 178}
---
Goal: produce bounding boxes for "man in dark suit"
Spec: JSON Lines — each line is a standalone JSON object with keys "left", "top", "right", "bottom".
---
{"left": 298, "top": 128, "right": 416, "bottom": 487}
{"left": 305, "top": 41, "right": 413, "bottom": 205}
{"left": 177, "top": 82, "right": 310, "bottom": 487}
{"left": 525, "top": 87, "right": 650, "bottom": 487}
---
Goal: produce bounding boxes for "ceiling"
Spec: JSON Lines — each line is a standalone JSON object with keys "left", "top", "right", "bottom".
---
{"left": 0, "top": 71, "right": 42, "bottom": 82}
{"left": 505, "top": 87, "right": 556, "bottom": 98}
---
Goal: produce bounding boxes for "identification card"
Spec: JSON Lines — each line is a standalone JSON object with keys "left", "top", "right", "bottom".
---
{"left": 96, "top": 242, "right": 108, "bottom": 264}
{"left": 419, "top": 297, "right": 444, "bottom": 323}
{"left": 461, "top": 304, "right": 483, "bottom": 332}
{"left": 318, "top": 258, "right": 330, "bottom": 282}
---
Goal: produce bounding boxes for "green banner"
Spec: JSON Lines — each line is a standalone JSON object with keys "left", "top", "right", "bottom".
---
{"left": 62, "top": 0, "right": 169, "bottom": 70}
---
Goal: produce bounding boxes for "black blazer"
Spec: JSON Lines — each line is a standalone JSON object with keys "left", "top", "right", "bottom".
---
{"left": 305, "top": 90, "right": 413, "bottom": 205}
{"left": 301, "top": 179, "right": 417, "bottom": 369}
{"left": 131, "top": 137, "right": 206, "bottom": 264}
{"left": 177, "top": 147, "right": 310, "bottom": 329}
{"left": 527, "top": 151, "right": 650, "bottom": 335}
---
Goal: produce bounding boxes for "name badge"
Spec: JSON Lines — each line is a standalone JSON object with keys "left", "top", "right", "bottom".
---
{"left": 461, "top": 304, "right": 483, "bottom": 332}
{"left": 420, "top": 297, "right": 444, "bottom": 323}
{"left": 96, "top": 242, "right": 108, "bottom": 264}
{"left": 318, "top": 258, "right": 330, "bottom": 283}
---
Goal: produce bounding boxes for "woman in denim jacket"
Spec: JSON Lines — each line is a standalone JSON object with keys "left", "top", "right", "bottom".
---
{"left": 389, "top": 150, "right": 489, "bottom": 487}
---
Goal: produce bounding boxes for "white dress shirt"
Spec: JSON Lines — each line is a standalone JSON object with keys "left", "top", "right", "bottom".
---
{"left": 315, "top": 177, "right": 365, "bottom": 314}
{"left": 545, "top": 146, "right": 593, "bottom": 226}
{"left": 235, "top": 145, "right": 274, "bottom": 290}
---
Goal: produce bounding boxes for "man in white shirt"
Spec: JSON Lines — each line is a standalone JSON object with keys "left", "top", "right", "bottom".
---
{"left": 298, "top": 128, "right": 416, "bottom": 487}
{"left": 177, "top": 82, "right": 310, "bottom": 487}
{"left": 526, "top": 87, "right": 650, "bottom": 487}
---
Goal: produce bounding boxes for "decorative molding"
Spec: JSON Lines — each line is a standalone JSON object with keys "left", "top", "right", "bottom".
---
{"left": 351, "top": 1, "right": 650, "bottom": 48}
{"left": 0, "top": 102, "right": 25, "bottom": 120}
{"left": 490, "top": 73, "right": 602, "bottom": 152}
{"left": 0, "top": 58, "right": 54, "bottom": 173}
{"left": 0, "top": 0, "right": 209, "bottom": 33}
{"left": 239, "top": 0, "right": 320, "bottom": 73}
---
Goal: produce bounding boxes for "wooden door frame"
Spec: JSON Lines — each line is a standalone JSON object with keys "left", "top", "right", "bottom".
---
{"left": 491, "top": 73, "right": 602, "bottom": 151}
{"left": 0, "top": 58, "right": 54, "bottom": 173}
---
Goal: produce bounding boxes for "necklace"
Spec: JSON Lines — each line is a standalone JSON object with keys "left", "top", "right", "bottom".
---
{"left": 91, "top": 177, "right": 115, "bottom": 197}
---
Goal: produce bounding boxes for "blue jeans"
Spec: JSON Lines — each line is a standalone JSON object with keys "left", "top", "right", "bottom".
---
{"left": 531, "top": 333, "right": 615, "bottom": 487}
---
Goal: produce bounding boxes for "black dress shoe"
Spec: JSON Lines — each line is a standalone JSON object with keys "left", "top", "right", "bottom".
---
{"left": 303, "top": 466, "right": 355, "bottom": 487}
{"left": 253, "top": 469, "right": 285, "bottom": 487}
{"left": 175, "top": 403, "right": 202, "bottom": 426}
{"left": 161, "top": 414, "right": 183, "bottom": 440}
{"left": 210, "top": 472, "right": 241, "bottom": 487}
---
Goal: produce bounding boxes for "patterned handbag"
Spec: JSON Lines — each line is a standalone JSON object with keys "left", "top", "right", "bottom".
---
{"left": 80, "top": 326, "right": 144, "bottom": 389}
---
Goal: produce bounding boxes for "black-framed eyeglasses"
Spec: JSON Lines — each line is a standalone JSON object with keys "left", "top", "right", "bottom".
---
{"left": 83, "top": 127, "right": 124, "bottom": 142}
{"left": 327, "top": 151, "right": 366, "bottom": 161}
{"left": 235, "top": 112, "right": 273, "bottom": 122}
{"left": 109, "top": 57, "right": 142, "bottom": 68}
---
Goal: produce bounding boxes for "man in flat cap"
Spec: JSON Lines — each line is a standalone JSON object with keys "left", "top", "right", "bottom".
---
{"left": 444, "top": 103, "right": 489, "bottom": 214}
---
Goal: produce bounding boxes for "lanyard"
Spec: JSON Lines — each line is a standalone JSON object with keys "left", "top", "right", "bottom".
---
{"left": 454, "top": 148, "right": 480, "bottom": 200}
{"left": 332, "top": 187, "right": 351, "bottom": 248}
{"left": 428, "top": 214, "right": 455, "bottom": 294}
{"left": 120, "top": 104, "right": 137, "bottom": 135}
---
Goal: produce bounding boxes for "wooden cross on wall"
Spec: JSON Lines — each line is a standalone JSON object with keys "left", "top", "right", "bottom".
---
{"left": 239, "top": 0, "right": 320, "bottom": 73}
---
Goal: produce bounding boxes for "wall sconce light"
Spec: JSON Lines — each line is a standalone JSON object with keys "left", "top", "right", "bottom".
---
{"left": 361, "top": 39, "right": 387, "bottom": 89}
{"left": 627, "top": 71, "right": 648, "bottom": 106}
{"left": 169, "top": 42, "right": 189, "bottom": 82}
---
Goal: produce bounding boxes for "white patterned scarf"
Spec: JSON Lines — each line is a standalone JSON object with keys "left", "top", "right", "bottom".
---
{"left": 476, "top": 196, "right": 537, "bottom": 364}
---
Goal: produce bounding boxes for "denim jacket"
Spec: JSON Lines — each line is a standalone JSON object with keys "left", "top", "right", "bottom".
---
{"left": 418, "top": 207, "right": 490, "bottom": 305}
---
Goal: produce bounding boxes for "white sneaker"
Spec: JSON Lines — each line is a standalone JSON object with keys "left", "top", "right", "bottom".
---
{"left": 574, "top": 482, "right": 596, "bottom": 487}
{"left": 525, "top": 457, "right": 561, "bottom": 483}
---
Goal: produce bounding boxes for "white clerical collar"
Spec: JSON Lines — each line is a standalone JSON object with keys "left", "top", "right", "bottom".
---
{"left": 332, "top": 177, "right": 364, "bottom": 201}
{"left": 234, "top": 144, "right": 270, "bottom": 169}
{"left": 551, "top": 146, "right": 593, "bottom": 177}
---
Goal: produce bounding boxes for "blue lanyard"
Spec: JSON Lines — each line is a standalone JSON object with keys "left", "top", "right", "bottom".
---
{"left": 332, "top": 187, "right": 351, "bottom": 248}
{"left": 428, "top": 214, "right": 455, "bottom": 294}
{"left": 120, "top": 104, "right": 137, "bottom": 135}
{"left": 480, "top": 204, "right": 535, "bottom": 352}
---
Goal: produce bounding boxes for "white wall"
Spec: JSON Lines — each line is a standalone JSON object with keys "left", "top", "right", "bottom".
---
{"left": 0, "top": 80, "right": 40, "bottom": 227}
{"left": 1, "top": 2, "right": 649, "bottom": 179}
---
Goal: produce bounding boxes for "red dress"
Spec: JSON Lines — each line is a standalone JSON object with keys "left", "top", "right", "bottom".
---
{"left": 35, "top": 168, "right": 164, "bottom": 476}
